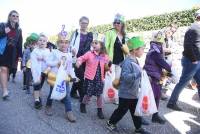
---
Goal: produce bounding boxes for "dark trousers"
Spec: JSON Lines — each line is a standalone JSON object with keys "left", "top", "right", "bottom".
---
{"left": 24, "top": 68, "right": 32, "bottom": 89}
{"left": 109, "top": 98, "right": 142, "bottom": 129}
{"left": 71, "top": 64, "right": 86, "bottom": 102}
{"left": 33, "top": 73, "right": 46, "bottom": 91}
{"left": 9, "top": 68, "right": 17, "bottom": 79}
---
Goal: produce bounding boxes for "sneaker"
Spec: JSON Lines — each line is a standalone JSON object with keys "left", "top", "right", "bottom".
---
{"left": 45, "top": 106, "right": 53, "bottom": 116}
{"left": 65, "top": 111, "right": 76, "bottom": 123}
{"left": 135, "top": 128, "right": 151, "bottom": 134}
{"left": 34, "top": 101, "right": 42, "bottom": 109}
{"left": 152, "top": 113, "right": 166, "bottom": 124}
{"left": 167, "top": 103, "right": 182, "bottom": 111}
{"left": 106, "top": 120, "right": 117, "bottom": 131}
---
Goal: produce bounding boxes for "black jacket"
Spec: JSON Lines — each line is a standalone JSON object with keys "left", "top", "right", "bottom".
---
{"left": 183, "top": 22, "right": 200, "bottom": 62}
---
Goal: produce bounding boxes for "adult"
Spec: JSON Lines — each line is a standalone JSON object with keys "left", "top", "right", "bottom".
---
{"left": 167, "top": 9, "right": 200, "bottom": 111}
{"left": 0, "top": 10, "right": 23, "bottom": 100}
{"left": 70, "top": 16, "right": 93, "bottom": 102}
{"left": 105, "top": 13, "right": 128, "bottom": 89}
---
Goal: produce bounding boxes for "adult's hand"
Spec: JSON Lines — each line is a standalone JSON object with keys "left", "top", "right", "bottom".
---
{"left": 5, "top": 27, "right": 11, "bottom": 34}
{"left": 192, "top": 61, "right": 198, "bottom": 64}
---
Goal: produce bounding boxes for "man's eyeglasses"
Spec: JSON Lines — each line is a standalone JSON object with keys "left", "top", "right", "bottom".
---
{"left": 11, "top": 15, "right": 19, "bottom": 18}
{"left": 113, "top": 21, "right": 121, "bottom": 25}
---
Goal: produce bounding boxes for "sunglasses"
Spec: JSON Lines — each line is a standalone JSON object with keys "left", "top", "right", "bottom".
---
{"left": 92, "top": 41, "right": 98, "bottom": 45}
{"left": 11, "top": 15, "right": 19, "bottom": 18}
{"left": 113, "top": 21, "right": 121, "bottom": 25}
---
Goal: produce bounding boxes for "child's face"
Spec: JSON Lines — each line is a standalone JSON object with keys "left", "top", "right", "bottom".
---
{"left": 30, "top": 41, "right": 38, "bottom": 49}
{"left": 38, "top": 36, "right": 47, "bottom": 48}
{"left": 58, "top": 40, "right": 69, "bottom": 52}
{"left": 92, "top": 41, "right": 101, "bottom": 51}
{"left": 134, "top": 47, "right": 145, "bottom": 58}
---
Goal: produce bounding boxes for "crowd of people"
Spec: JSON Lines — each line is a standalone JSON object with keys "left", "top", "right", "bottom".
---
{"left": 0, "top": 9, "right": 200, "bottom": 134}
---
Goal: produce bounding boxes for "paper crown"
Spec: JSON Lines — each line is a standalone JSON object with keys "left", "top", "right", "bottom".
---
{"left": 27, "top": 33, "right": 39, "bottom": 42}
{"left": 57, "top": 25, "right": 70, "bottom": 41}
{"left": 93, "top": 33, "right": 105, "bottom": 42}
{"left": 152, "top": 31, "right": 165, "bottom": 44}
{"left": 114, "top": 13, "right": 125, "bottom": 23}
{"left": 127, "top": 37, "right": 145, "bottom": 50}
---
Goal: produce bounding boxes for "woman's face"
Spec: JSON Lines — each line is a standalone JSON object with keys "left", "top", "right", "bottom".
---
{"left": 113, "top": 20, "right": 123, "bottom": 32}
{"left": 79, "top": 19, "right": 89, "bottom": 31}
{"left": 58, "top": 40, "right": 69, "bottom": 52}
{"left": 9, "top": 12, "right": 19, "bottom": 24}
{"left": 38, "top": 36, "right": 47, "bottom": 48}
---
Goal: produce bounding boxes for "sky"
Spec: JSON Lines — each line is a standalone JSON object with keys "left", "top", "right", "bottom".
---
{"left": 0, "top": 0, "right": 199, "bottom": 36}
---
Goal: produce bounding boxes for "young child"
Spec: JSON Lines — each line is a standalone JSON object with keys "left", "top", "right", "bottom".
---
{"left": 45, "top": 30, "right": 78, "bottom": 123}
{"left": 22, "top": 33, "right": 39, "bottom": 94}
{"left": 76, "top": 34, "right": 110, "bottom": 119}
{"left": 31, "top": 33, "right": 50, "bottom": 109}
{"left": 106, "top": 37, "right": 150, "bottom": 134}
{"left": 144, "top": 31, "right": 171, "bottom": 124}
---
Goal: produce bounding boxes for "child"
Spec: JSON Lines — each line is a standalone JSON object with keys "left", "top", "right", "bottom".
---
{"left": 106, "top": 37, "right": 150, "bottom": 134}
{"left": 45, "top": 30, "right": 78, "bottom": 123}
{"left": 144, "top": 31, "right": 171, "bottom": 124}
{"left": 31, "top": 33, "right": 50, "bottom": 109}
{"left": 22, "top": 33, "right": 39, "bottom": 94}
{"left": 76, "top": 34, "right": 110, "bottom": 119}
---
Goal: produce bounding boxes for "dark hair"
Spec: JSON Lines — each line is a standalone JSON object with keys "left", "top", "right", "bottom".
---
{"left": 99, "top": 41, "right": 107, "bottom": 54}
{"left": 7, "top": 10, "right": 19, "bottom": 28}
{"left": 79, "top": 16, "right": 89, "bottom": 23}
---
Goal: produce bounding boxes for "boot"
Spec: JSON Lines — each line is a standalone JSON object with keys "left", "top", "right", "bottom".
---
{"left": 152, "top": 113, "right": 166, "bottom": 124}
{"left": 45, "top": 106, "right": 53, "bottom": 116}
{"left": 65, "top": 111, "right": 76, "bottom": 123}
{"left": 97, "top": 108, "right": 104, "bottom": 119}
{"left": 80, "top": 103, "right": 86, "bottom": 113}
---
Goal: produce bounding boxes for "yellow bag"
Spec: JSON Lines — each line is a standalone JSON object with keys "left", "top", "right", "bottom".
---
{"left": 46, "top": 71, "right": 71, "bottom": 86}
{"left": 121, "top": 44, "right": 129, "bottom": 55}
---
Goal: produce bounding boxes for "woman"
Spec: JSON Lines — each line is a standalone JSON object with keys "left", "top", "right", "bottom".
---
{"left": 70, "top": 16, "right": 93, "bottom": 102}
{"left": 105, "top": 14, "right": 128, "bottom": 89}
{"left": 0, "top": 10, "right": 23, "bottom": 100}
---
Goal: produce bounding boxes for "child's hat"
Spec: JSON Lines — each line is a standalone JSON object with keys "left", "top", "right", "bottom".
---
{"left": 114, "top": 13, "right": 125, "bottom": 23}
{"left": 127, "top": 37, "right": 145, "bottom": 50}
{"left": 93, "top": 33, "right": 105, "bottom": 42}
{"left": 57, "top": 25, "right": 70, "bottom": 41}
{"left": 28, "top": 33, "right": 39, "bottom": 42}
{"left": 152, "top": 31, "right": 165, "bottom": 44}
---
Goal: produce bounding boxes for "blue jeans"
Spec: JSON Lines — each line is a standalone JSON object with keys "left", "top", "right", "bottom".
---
{"left": 46, "top": 83, "right": 72, "bottom": 112}
{"left": 168, "top": 56, "right": 200, "bottom": 104}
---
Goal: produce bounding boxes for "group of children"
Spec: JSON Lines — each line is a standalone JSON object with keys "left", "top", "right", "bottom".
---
{"left": 21, "top": 27, "right": 174, "bottom": 134}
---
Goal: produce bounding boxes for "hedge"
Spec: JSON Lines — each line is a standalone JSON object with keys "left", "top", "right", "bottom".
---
{"left": 88, "top": 8, "right": 199, "bottom": 33}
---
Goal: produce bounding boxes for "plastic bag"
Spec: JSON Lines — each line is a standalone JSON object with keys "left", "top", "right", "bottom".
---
{"left": 135, "top": 70, "right": 157, "bottom": 116}
{"left": 103, "top": 71, "right": 118, "bottom": 104}
{"left": 50, "top": 61, "right": 68, "bottom": 100}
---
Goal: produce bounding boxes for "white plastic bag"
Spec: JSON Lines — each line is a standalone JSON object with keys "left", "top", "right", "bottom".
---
{"left": 103, "top": 71, "right": 118, "bottom": 104}
{"left": 135, "top": 70, "right": 158, "bottom": 116}
{"left": 50, "top": 61, "right": 68, "bottom": 100}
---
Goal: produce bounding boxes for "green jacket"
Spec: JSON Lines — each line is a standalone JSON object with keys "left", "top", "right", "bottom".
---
{"left": 105, "top": 29, "right": 117, "bottom": 61}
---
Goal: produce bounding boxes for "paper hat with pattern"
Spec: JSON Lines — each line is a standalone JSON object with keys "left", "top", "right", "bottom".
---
{"left": 114, "top": 13, "right": 125, "bottom": 23}
{"left": 93, "top": 33, "right": 105, "bottom": 42}
{"left": 195, "top": 9, "right": 200, "bottom": 18}
{"left": 57, "top": 25, "right": 70, "bottom": 41}
{"left": 152, "top": 31, "right": 165, "bottom": 44}
{"left": 28, "top": 33, "right": 39, "bottom": 42}
{"left": 127, "top": 37, "right": 145, "bottom": 50}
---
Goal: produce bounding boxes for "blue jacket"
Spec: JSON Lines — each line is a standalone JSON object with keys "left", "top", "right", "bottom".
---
{"left": 118, "top": 56, "right": 141, "bottom": 99}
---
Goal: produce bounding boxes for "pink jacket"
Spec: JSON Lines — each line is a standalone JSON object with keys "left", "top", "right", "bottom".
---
{"left": 77, "top": 51, "right": 110, "bottom": 81}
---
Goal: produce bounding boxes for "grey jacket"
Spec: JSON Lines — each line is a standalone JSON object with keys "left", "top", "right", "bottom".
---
{"left": 118, "top": 56, "right": 142, "bottom": 99}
